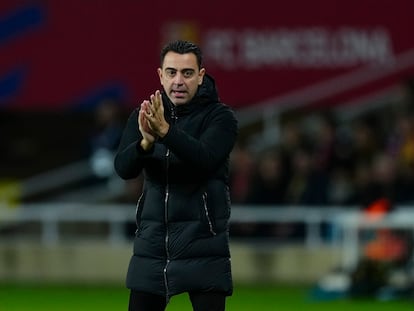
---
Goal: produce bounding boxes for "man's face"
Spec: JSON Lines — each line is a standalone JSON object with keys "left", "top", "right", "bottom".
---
{"left": 158, "top": 51, "right": 205, "bottom": 106}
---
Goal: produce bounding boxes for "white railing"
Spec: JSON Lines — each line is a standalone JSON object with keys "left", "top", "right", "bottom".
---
{"left": 1, "top": 203, "right": 414, "bottom": 269}
{"left": 0, "top": 203, "right": 133, "bottom": 245}
{"left": 0, "top": 203, "right": 340, "bottom": 245}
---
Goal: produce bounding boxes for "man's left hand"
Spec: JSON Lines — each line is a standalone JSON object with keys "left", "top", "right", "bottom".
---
{"left": 144, "top": 90, "right": 170, "bottom": 138}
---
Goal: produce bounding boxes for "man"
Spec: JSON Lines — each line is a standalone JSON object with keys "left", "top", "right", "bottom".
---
{"left": 114, "top": 40, "right": 238, "bottom": 311}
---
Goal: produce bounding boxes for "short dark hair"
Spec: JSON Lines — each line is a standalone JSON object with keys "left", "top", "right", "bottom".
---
{"left": 160, "top": 40, "right": 203, "bottom": 69}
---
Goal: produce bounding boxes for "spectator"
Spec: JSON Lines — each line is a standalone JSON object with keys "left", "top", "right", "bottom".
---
{"left": 229, "top": 142, "right": 255, "bottom": 204}
{"left": 245, "top": 147, "right": 289, "bottom": 205}
{"left": 285, "top": 146, "right": 329, "bottom": 206}
{"left": 88, "top": 99, "right": 124, "bottom": 179}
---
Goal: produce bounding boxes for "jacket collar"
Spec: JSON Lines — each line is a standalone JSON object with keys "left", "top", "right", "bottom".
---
{"left": 162, "top": 74, "right": 219, "bottom": 116}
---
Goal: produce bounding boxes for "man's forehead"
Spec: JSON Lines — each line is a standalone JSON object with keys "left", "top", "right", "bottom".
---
{"left": 162, "top": 52, "right": 198, "bottom": 69}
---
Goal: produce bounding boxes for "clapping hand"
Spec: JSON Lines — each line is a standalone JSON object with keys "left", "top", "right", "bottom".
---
{"left": 138, "top": 90, "right": 169, "bottom": 150}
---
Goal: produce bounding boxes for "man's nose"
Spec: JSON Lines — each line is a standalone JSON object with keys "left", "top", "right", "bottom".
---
{"left": 173, "top": 72, "right": 184, "bottom": 84}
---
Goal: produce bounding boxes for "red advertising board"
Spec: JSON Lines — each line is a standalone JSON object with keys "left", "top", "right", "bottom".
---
{"left": 1, "top": 0, "right": 414, "bottom": 111}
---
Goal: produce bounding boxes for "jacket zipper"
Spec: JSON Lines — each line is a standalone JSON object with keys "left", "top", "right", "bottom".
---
{"left": 163, "top": 148, "right": 171, "bottom": 303}
{"left": 163, "top": 104, "right": 176, "bottom": 303}
{"left": 202, "top": 192, "right": 216, "bottom": 236}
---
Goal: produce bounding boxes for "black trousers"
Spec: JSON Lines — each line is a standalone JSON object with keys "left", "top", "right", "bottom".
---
{"left": 128, "top": 290, "right": 226, "bottom": 311}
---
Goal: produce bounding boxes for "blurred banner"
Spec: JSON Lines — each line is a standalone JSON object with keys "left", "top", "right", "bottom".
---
{"left": 1, "top": 0, "right": 414, "bottom": 111}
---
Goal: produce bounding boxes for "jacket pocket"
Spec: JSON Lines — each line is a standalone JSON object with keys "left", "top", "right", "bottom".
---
{"left": 135, "top": 191, "right": 145, "bottom": 235}
{"left": 201, "top": 192, "right": 217, "bottom": 236}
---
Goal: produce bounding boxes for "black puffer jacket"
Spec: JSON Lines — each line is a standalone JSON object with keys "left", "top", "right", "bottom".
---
{"left": 114, "top": 75, "right": 238, "bottom": 299}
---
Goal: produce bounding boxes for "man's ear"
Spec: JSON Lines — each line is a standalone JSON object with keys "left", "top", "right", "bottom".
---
{"left": 198, "top": 68, "right": 206, "bottom": 85}
{"left": 157, "top": 68, "right": 163, "bottom": 84}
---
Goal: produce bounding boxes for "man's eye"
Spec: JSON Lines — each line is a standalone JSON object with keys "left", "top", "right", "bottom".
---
{"left": 183, "top": 71, "right": 194, "bottom": 78}
{"left": 166, "top": 70, "right": 176, "bottom": 77}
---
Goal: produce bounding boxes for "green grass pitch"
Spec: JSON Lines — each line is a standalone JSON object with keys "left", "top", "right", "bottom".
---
{"left": 0, "top": 283, "right": 412, "bottom": 310}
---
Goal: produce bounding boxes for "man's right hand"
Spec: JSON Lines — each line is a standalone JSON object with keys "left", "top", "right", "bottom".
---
{"left": 138, "top": 100, "right": 156, "bottom": 151}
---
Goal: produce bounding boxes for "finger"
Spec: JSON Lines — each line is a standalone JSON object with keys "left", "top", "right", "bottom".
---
{"left": 156, "top": 90, "right": 163, "bottom": 111}
{"left": 147, "top": 104, "right": 155, "bottom": 118}
{"left": 154, "top": 90, "right": 161, "bottom": 107}
{"left": 147, "top": 95, "right": 155, "bottom": 115}
{"left": 150, "top": 94, "right": 157, "bottom": 109}
{"left": 148, "top": 103, "right": 159, "bottom": 121}
{"left": 151, "top": 90, "right": 162, "bottom": 111}
{"left": 140, "top": 100, "right": 148, "bottom": 112}
{"left": 151, "top": 92, "right": 163, "bottom": 119}
{"left": 142, "top": 101, "right": 153, "bottom": 117}
{"left": 138, "top": 108, "right": 147, "bottom": 127}
{"left": 157, "top": 93, "right": 164, "bottom": 115}
{"left": 138, "top": 113, "right": 146, "bottom": 133}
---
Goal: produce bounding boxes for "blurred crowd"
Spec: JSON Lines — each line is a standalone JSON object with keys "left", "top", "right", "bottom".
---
{"left": 229, "top": 96, "right": 414, "bottom": 209}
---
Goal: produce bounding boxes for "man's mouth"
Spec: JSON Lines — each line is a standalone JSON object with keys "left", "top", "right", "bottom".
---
{"left": 172, "top": 90, "right": 186, "bottom": 98}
